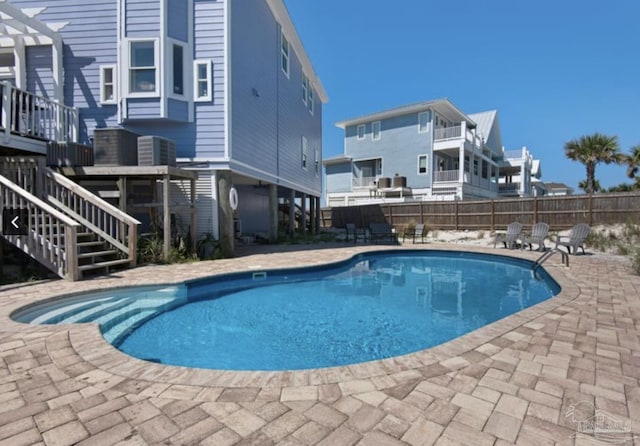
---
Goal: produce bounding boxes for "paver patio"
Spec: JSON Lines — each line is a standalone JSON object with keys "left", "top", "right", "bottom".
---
{"left": 0, "top": 243, "right": 638, "bottom": 445}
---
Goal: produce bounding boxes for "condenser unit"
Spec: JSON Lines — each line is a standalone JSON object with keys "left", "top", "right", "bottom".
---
{"left": 137, "top": 135, "right": 176, "bottom": 166}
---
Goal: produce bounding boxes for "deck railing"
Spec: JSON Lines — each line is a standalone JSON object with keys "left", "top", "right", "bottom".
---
{"left": 0, "top": 174, "right": 80, "bottom": 280}
{"left": 433, "top": 170, "right": 460, "bottom": 182}
{"left": 434, "top": 125, "right": 462, "bottom": 141}
{"left": 1, "top": 81, "right": 78, "bottom": 143}
{"left": 42, "top": 167, "right": 140, "bottom": 266}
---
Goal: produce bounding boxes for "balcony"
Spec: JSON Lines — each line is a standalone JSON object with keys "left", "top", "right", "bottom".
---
{"left": 433, "top": 170, "right": 459, "bottom": 182}
{"left": 1, "top": 81, "right": 78, "bottom": 153}
{"left": 352, "top": 175, "right": 378, "bottom": 189}
{"left": 433, "top": 121, "right": 479, "bottom": 152}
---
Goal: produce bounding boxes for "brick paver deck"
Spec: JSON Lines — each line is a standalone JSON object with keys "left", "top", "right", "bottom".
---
{"left": 1, "top": 243, "right": 638, "bottom": 445}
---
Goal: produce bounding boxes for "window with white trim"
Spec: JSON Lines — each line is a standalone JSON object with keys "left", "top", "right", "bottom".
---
{"left": 173, "top": 44, "right": 184, "bottom": 95}
{"left": 301, "top": 73, "right": 308, "bottom": 105}
{"left": 302, "top": 136, "right": 308, "bottom": 169}
{"left": 372, "top": 121, "right": 381, "bottom": 140}
{"left": 357, "top": 124, "right": 365, "bottom": 140}
{"left": 99, "top": 65, "right": 117, "bottom": 104}
{"left": 308, "top": 86, "right": 314, "bottom": 114}
{"left": 418, "top": 155, "right": 428, "bottom": 174}
{"left": 418, "top": 111, "right": 430, "bottom": 133}
{"left": 194, "top": 60, "right": 212, "bottom": 102}
{"left": 314, "top": 149, "right": 320, "bottom": 176}
{"left": 281, "top": 32, "right": 289, "bottom": 77}
{"left": 128, "top": 40, "right": 158, "bottom": 95}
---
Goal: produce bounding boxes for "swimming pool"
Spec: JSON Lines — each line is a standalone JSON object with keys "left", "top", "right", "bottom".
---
{"left": 13, "top": 250, "right": 560, "bottom": 370}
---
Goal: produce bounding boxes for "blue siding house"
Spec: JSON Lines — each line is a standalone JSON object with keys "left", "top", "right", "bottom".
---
{"left": 1, "top": 0, "right": 327, "bottom": 248}
{"left": 325, "top": 99, "right": 539, "bottom": 206}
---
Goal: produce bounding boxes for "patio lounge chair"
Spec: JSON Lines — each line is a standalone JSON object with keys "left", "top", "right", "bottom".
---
{"left": 555, "top": 223, "right": 591, "bottom": 255}
{"left": 520, "top": 222, "right": 549, "bottom": 251}
{"left": 345, "top": 223, "right": 366, "bottom": 243}
{"left": 369, "top": 223, "right": 398, "bottom": 244}
{"left": 493, "top": 222, "right": 523, "bottom": 249}
{"left": 402, "top": 223, "right": 427, "bottom": 244}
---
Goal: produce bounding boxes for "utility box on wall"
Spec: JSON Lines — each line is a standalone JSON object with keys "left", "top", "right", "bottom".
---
{"left": 137, "top": 136, "right": 176, "bottom": 166}
{"left": 93, "top": 128, "right": 139, "bottom": 166}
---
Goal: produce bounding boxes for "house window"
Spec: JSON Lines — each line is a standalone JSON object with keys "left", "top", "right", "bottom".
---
{"left": 372, "top": 121, "right": 381, "bottom": 140}
{"left": 308, "top": 87, "right": 314, "bottom": 114}
{"left": 301, "top": 73, "right": 308, "bottom": 105}
{"left": 418, "top": 155, "right": 428, "bottom": 174}
{"left": 481, "top": 160, "right": 488, "bottom": 179}
{"left": 0, "top": 52, "right": 15, "bottom": 67}
{"left": 173, "top": 44, "right": 184, "bottom": 95}
{"left": 315, "top": 149, "right": 320, "bottom": 176}
{"left": 357, "top": 124, "right": 365, "bottom": 140}
{"left": 473, "top": 159, "right": 479, "bottom": 176}
{"left": 302, "top": 136, "right": 308, "bottom": 170}
{"left": 193, "top": 60, "right": 212, "bottom": 102}
{"left": 418, "top": 111, "right": 430, "bottom": 133}
{"left": 99, "top": 65, "right": 117, "bottom": 104}
{"left": 129, "top": 40, "right": 157, "bottom": 94}
{"left": 464, "top": 156, "right": 470, "bottom": 172}
{"left": 281, "top": 32, "right": 289, "bottom": 77}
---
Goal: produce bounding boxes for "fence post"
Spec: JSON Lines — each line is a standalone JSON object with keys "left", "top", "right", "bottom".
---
{"left": 455, "top": 200, "right": 459, "bottom": 230}
{"left": 420, "top": 202, "right": 424, "bottom": 224}
{"left": 490, "top": 200, "right": 495, "bottom": 232}
{"left": 588, "top": 193, "right": 593, "bottom": 225}
{"left": 533, "top": 196, "right": 538, "bottom": 224}
{"left": 388, "top": 205, "right": 394, "bottom": 226}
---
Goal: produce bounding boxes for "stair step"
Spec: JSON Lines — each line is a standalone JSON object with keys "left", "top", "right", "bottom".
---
{"left": 78, "top": 250, "right": 118, "bottom": 259}
{"left": 78, "top": 258, "right": 131, "bottom": 272}
{"left": 77, "top": 241, "right": 105, "bottom": 248}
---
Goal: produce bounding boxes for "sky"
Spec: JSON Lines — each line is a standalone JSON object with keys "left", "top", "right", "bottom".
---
{"left": 283, "top": 0, "right": 640, "bottom": 192}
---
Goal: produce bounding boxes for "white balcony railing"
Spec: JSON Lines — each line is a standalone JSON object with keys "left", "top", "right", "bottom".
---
{"left": 352, "top": 175, "right": 378, "bottom": 188}
{"left": 433, "top": 125, "right": 462, "bottom": 141}
{"left": 433, "top": 170, "right": 459, "bottom": 182}
{"left": 1, "top": 81, "right": 78, "bottom": 143}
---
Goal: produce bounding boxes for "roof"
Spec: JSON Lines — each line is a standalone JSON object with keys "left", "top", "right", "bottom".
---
{"left": 268, "top": 0, "right": 328, "bottom": 103}
{"left": 322, "top": 155, "right": 352, "bottom": 166}
{"left": 545, "top": 182, "right": 573, "bottom": 190}
{"left": 467, "top": 110, "right": 496, "bottom": 141}
{"left": 335, "top": 98, "right": 475, "bottom": 129}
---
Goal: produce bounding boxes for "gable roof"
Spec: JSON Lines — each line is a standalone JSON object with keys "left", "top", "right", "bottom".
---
{"left": 467, "top": 110, "right": 502, "bottom": 151}
{"left": 335, "top": 98, "right": 476, "bottom": 129}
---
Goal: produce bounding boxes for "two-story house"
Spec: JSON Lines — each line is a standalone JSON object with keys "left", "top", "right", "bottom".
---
{"left": 1, "top": 0, "right": 326, "bottom": 279}
{"left": 324, "top": 99, "right": 503, "bottom": 206}
{"left": 498, "top": 146, "right": 544, "bottom": 197}
{"left": 1, "top": 0, "right": 326, "bottom": 252}
{"left": 324, "top": 99, "right": 542, "bottom": 207}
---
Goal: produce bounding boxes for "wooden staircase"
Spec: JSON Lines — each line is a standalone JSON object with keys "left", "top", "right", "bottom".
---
{"left": 1, "top": 157, "right": 140, "bottom": 280}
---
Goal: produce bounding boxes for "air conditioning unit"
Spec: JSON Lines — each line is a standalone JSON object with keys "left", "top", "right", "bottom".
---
{"left": 137, "top": 135, "right": 176, "bottom": 166}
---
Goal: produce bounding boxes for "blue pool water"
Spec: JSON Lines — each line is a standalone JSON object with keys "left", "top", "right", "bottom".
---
{"left": 13, "top": 250, "right": 560, "bottom": 370}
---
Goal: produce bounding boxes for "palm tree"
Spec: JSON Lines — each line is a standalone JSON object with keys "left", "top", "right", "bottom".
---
{"left": 564, "top": 133, "right": 623, "bottom": 194}
{"left": 578, "top": 179, "right": 603, "bottom": 194}
{"left": 626, "top": 144, "right": 640, "bottom": 180}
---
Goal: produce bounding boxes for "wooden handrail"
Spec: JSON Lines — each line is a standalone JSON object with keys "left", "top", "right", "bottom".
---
{"left": 0, "top": 81, "right": 78, "bottom": 143}
{"left": 41, "top": 167, "right": 140, "bottom": 265}
{"left": 1, "top": 174, "right": 81, "bottom": 280}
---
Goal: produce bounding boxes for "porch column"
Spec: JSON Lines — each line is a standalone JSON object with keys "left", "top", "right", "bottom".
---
{"left": 162, "top": 174, "right": 170, "bottom": 261}
{"left": 458, "top": 144, "right": 465, "bottom": 184}
{"left": 309, "top": 195, "right": 317, "bottom": 235}
{"left": 288, "top": 189, "right": 295, "bottom": 236}
{"left": 217, "top": 171, "right": 235, "bottom": 257}
{"left": 300, "top": 193, "right": 307, "bottom": 235}
{"left": 268, "top": 183, "right": 278, "bottom": 243}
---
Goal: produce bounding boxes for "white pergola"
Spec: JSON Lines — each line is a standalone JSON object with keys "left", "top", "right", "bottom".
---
{"left": 0, "top": 0, "right": 67, "bottom": 103}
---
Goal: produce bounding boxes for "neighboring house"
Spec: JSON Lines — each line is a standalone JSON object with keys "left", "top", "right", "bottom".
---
{"left": 325, "top": 99, "right": 540, "bottom": 207}
{"left": 2, "top": 0, "right": 326, "bottom": 247}
{"left": 498, "top": 146, "right": 544, "bottom": 197}
{"left": 544, "top": 182, "right": 574, "bottom": 196}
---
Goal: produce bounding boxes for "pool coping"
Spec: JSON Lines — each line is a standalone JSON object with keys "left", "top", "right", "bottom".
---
{"left": 1, "top": 244, "right": 582, "bottom": 391}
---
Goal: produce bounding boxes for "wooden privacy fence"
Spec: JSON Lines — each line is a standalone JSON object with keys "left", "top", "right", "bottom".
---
{"left": 321, "top": 193, "right": 640, "bottom": 231}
